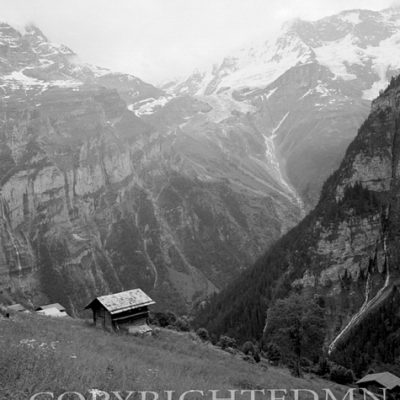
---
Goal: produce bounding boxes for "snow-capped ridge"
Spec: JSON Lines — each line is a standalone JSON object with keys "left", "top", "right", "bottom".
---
{"left": 0, "top": 20, "right": 162, "bottom": 105}
{"left": 172, "top": 6, "right": 400, "bottom": 100}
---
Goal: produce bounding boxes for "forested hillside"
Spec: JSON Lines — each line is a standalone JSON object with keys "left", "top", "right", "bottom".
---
{"left": 195, "top": 75, "right": 400, "bottom": 376}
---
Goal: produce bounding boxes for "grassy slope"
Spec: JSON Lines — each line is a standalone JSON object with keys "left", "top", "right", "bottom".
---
{"left": 0, "top": 315, "right": 348, "bottom": 399}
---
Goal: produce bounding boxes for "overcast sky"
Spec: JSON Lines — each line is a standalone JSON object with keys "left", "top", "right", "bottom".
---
{"left": 0, "top": 0, "right": 396, "bottom": 83}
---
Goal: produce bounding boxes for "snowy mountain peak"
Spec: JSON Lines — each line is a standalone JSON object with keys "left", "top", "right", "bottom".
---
{"left": 24, "top": 23, "right": 49, "bottom": 40}
{"left": 0, "top": 21, "right": 163, "bottom": 104}
{"left": 170, "top": 24, "right": 313, "bottom": 97}
{"left": 170, "top": 8, "right": 400, "bottom": 102}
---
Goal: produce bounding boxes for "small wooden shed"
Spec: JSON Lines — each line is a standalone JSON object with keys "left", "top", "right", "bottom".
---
{"left": 85, "top": 288, "right": 155, "bottom": 334}
{"left": 357, "top": 372, "right": 400, "bottom": 399}
{"left": 6, "top": 303, "right": 29, "bottom": 315}
{"left": 36, "top": 303, "right": 69, "bottom": 318}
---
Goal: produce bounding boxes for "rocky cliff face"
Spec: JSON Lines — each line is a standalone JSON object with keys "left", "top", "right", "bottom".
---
{"left": 0, "top": 23, "right": 302, "bottom": 313}
{"left": 195, "top": 76, "right": 400, "bottom": 361}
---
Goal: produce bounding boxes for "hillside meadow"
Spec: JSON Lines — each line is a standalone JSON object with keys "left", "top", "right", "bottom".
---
{"left": 0, "top": 314, "right": 349, "bottom": 400}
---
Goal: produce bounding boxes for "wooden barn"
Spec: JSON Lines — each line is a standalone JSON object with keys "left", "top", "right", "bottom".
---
{"left": 85, "top": 288, "right": 155, "bottom": 334}
{"left": 357, "top": 372, "right": 400, "bottom": 399}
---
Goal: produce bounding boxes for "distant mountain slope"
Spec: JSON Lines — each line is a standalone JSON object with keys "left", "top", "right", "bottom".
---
{"left": 0, "top": 22, "right": 302, "bottom": 313}
{"left": 194, "top": 75, "right": 400, "bottom": 369}
{"left": 170, "top": 8, "right": 400, "bottom": 208}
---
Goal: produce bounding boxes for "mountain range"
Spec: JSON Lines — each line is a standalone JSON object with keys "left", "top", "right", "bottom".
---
{"left": 1, "top": 7, "right": 400, "bottom": 317}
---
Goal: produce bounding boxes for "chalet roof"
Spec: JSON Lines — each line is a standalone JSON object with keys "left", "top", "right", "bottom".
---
{"left": 36, "top": 303, "right": 66, "bottom": 312}
{"left": 85, "top": 288, "right": 155, "bottom": 314}
{"left": 357, "top": 372, "right": 400, "bottom": 390}
{"left": 7, "top": 304, "right": 27, "bottom": 312}
{"left": 37, "top": 308, "right": 68, "bottom": 317}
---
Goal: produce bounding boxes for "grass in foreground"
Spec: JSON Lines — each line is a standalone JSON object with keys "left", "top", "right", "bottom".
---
{"left": 0, "top": 314, "right": 348, "bottom": 399}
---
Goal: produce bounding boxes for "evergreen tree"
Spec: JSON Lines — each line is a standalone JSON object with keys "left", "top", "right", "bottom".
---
{"left": 263, "top": 293, "right": 326, "bottom": 376}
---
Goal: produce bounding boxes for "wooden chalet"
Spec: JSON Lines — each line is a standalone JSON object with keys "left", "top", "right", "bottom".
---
{"left": 357, "top": 372, "right": 400, "bottom": 399}
{"left": 85, "top": 288, "right": 155, "bottom": 334}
